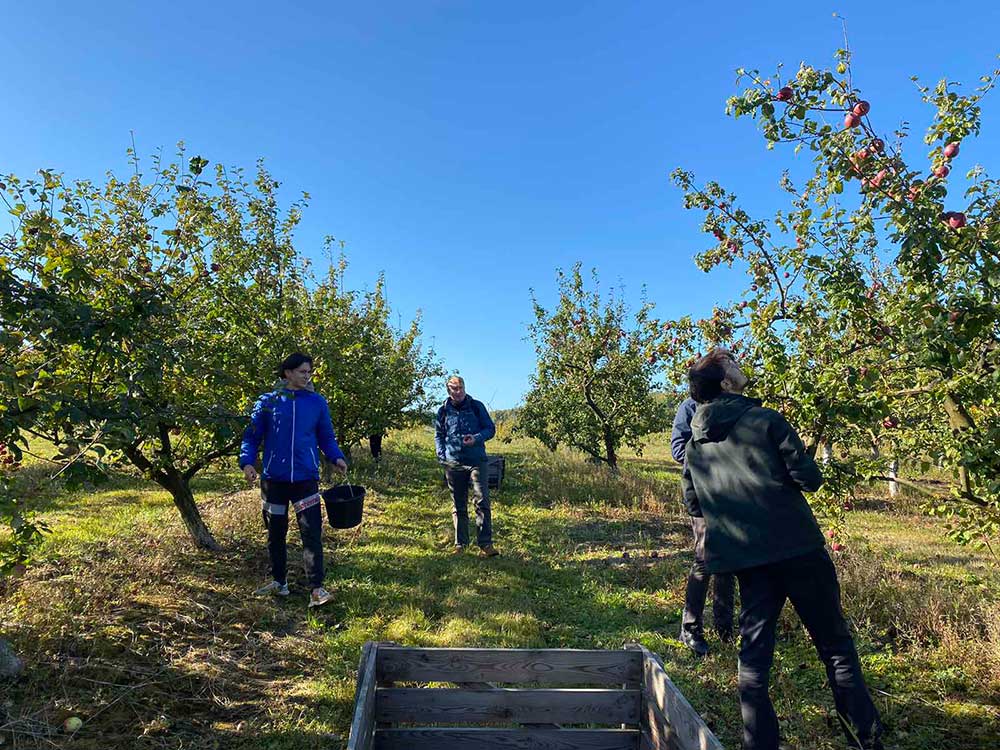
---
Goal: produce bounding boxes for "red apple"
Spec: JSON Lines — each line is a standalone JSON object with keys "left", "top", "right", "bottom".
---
{"left": 943, "top": 142, "right": 960, "bottom": 159}
{"left": 751, "top": 284, "right": 758, "bottom": 291}
{"left": 948, "top": 310, "right": 961, "bottom": 323}
{"left": 853, "top": 100, "right": 870, "bottom": 116}
{"left": 211, "top": 263, "right": 221, "bottom": 272}
{"left": 844, "top": 112, "right": 861, "bottom": 129}
{"left": 647, "top": 355, "right": 657, "bottom": 365}
{"left": 776, "top": 86, "right": 794, "bottom": 102}
{"left": 871, "top": 138, "right": 885, "bottom": 153}
{"left": 827, "top": 530, "right": 836, "bottom": 539}
{"left": 831, "top": 543, "right": 843, "bottom": 552}
{"left": 934, "top": 164, "right": 950, "bottom": 179}
{"left": 783, "top": 271, "right": 790, "bottom": 278}
{"left": 947, "top": 212, "right": 966, "bottom": 229}
{"left": 859, "top": 367, "right": 869, "bottom": 377}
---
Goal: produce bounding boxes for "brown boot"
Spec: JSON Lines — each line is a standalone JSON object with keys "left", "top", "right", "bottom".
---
{"left": 478, "top": 545, "right": 500, "bottom": 558}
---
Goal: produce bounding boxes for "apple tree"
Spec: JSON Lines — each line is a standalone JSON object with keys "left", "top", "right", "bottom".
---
{"left": 298, "top": 254, "right": 442, "bottom": 457}
{"left": 670, "top": 50, "right": 1000, "bottom": 549}
{"left": 1, "top": 149, "right": 308, "bottom": 551}
{"left": 520, "top": 264, "right": 671, "bottom": 472}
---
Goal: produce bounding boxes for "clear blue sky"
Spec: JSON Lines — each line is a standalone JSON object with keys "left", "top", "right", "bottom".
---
{"left": 4, "top": 1, "right": 999, "bottom": 408}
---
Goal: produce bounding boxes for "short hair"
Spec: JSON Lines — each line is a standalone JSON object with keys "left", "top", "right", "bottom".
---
{"left": 279, "top": 352, "right": 313, "bottom": 379}
{"left": 446, "top": 375, "right": 465, "bottom": 388}
{"left": 688, "top": 348, "right": 730, "bottom": 403}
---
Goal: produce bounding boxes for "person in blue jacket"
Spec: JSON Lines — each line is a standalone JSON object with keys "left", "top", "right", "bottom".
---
{"left": 671, "top": 354, "right": 736, "bottom": 656}
{"left": 435, "top": 375, "right": 498, "bottom": 557}
{"left": 239, "top": 352, "right": 348, "bottom": 608}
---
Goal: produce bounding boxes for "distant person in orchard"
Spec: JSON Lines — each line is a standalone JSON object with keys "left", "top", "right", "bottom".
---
{"left": 435, "top": 375, "right": 499, "bottom": 557}
{"left": 682, "top": 349, "right": 883, "bottom": 750}
{"left": 239, "top": 352, "right": 349, "bottom": 608}
{"left": 671, "top": 356, "right": 736, "bottom": 657}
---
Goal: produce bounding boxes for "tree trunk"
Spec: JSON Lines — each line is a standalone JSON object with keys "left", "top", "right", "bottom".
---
{"left": 888, "top": 459, "right": 899, "bottom": 498}
{"left": 161, "top": 472, "right": 221, "bottom": 551}
{"left": 602, "top": 427, "right": 618, "bottom": 474}
{"left": 944, "top": 392, "right": 976, "bottom": 498}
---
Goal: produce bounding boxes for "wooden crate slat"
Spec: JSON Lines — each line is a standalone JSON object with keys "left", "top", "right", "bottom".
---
{"left": 373, "top": 727, "right": 640, "bottom": 750}
{"left": 347, "top": 643, "right": 380, "bottom": 750}
{"left": 375, "top": 687, "right": 641, "bottom": 725}
{"left": 636, "top": 646, "right": 724, "bottom": 750}
{"left": 376, "top": 647, "right": 642, "bottom": 686}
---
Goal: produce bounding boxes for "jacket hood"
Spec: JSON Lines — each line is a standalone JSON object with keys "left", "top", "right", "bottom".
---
{"left": 691, "top": 393, "right": 761, "bottom": 444}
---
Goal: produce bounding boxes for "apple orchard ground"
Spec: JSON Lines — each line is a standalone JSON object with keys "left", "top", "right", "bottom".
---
{"left": 1, "top": 429, "right": 998, "bottom": 749}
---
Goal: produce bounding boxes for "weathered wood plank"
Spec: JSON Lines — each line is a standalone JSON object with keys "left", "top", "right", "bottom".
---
{"left": 376, "top": 648, "right": 642, "bottom": 686}
{"left": 635, "top": 646, "right": 724, "bottom": 750}
{"left": 375, "top": 688, "right": 641, "bottom": 725}
{"left": 373, "top": 728, "right": 640, "bottom": 750}
{"left": 347, "top": 642, "right": 380, "bottom": 750}
{"left": 455, "top": 680, "right": 563, "bottom": 729}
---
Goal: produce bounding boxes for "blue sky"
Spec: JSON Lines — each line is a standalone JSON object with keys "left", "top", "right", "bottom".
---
{"left": 4, "top": 1, "right": 999, "bottom": 408}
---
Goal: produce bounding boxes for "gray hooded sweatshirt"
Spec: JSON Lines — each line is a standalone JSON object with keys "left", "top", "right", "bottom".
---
{"left": 681, "top": 393, "right": 826, "bottom": 574}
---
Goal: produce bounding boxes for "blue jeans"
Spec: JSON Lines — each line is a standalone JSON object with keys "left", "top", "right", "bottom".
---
{"left": 736, "top": 548, "right": 882, "bottom": 750}
{"left": 445, "top": 460, "right": 492, "bottom": 547}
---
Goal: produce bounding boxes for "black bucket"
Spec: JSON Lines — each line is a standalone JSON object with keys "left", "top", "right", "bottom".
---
{"left": 323, "top": 484, "right": 365, "bottom": 529}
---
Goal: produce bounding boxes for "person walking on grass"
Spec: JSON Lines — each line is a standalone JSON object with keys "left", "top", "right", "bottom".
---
{"left": 435, "top": 375, "right": 499, "bottom": 557}
{"left": 682, "top": 349, "right": 883, "bottom": 750}
{"left": 671, "top": 374, "right": 736, "bottom": 657}
{"left": 239, "top": 352, "right": 348, "bottom": 608}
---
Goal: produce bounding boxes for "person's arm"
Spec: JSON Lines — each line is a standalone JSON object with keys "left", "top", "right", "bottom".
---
{"left": 769, "top": 411, "right": 824, "bottom": 492}
{"left": 238, "top": 395, "right": 269, "bottom": 469}
{"left": 472, "top": 401, "right": 495, "bottom": 444}
{"left": 670, "top": 400, "right": 694, "bottom": 463}
{"left": 681, "top": 459, "right": 703, "bottom": 517}
{"left": 316, "top": 397, "right": 346, "bottom": 464}
{"left": 434, "top": 406, "right": 447, "bottom": 461}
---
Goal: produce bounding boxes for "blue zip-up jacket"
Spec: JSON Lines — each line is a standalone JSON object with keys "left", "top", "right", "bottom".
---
{"left": 238, "top": 387, "right": 346, "bottom": 482}
{"left": 670, "top": 397, "right": 698, "bottom": 463}
{"left": 435, "top": 396, "right": 495, "bottom": 465}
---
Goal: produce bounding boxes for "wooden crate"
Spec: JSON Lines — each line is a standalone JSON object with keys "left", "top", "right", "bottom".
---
{"left": 347, "top": 643, "right": 724, "bottom": 750}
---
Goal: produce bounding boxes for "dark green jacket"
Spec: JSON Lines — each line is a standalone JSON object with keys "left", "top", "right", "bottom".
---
{"left": 681, "top": 393, "right": 825, "bottom": 574}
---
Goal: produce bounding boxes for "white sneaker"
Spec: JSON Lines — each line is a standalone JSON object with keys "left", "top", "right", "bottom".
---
{"left": 255, "top": 580, "right": 290, "bottom": 597}
{"left": 309, "top": 587, "right": 333, "bottom": 608}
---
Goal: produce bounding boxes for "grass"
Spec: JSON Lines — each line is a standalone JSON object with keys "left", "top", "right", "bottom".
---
{"left": 1, "top": 428, "right": 998, "bottom": 749}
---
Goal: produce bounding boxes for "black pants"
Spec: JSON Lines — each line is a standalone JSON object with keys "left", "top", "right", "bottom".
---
{"left": 682, "top": 516, "right": 736, "bottom": 638}
{"left": 736, "top": 548, "right": 883, "bottom": 750}
{"left": 261, "top": 479, "right": 324, "bottom": 589}
{"left": 445, "top": 461, "right": 492, "bottom": 547}
{"left": 369, "top": 434, "right": 383, "bottom": 460}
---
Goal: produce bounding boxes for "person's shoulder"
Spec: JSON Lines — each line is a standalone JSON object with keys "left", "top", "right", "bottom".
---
{"left": 471, "top": 397, "right": 489, "bottom": 412}
{"left": 752, "top": 404, "right": 788, "bottom": 426}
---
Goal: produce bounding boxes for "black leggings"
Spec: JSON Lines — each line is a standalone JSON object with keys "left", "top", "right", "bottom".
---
{"left": 261, "top": 479, "right": 324, "bottom": 589}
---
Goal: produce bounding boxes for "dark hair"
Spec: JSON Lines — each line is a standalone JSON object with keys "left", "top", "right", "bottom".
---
{"left": 688, "top": 360, "right": 726, "bottom": 403}
{"left": 278, "top": 352, "right": 313, "bottom": 379}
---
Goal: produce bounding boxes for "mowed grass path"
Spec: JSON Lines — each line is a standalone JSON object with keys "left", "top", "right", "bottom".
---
{"left": 1, "top": 429, "right": 998, "bottom": 749}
